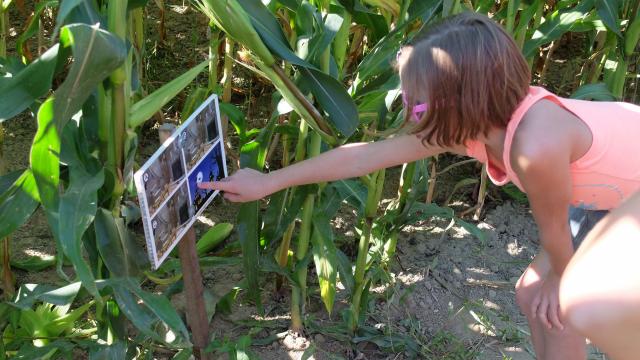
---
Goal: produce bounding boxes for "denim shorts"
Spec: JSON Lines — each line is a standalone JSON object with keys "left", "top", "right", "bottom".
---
{"left": 569, "top": 207, "right": 609, "bottom": 250}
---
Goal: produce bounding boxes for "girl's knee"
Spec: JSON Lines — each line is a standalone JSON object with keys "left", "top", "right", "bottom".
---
{"left": 559, "top": 270, "right": 602, "bottom": 335}
{"left": 515, "top": 269, "right": 541, "bottom": 314}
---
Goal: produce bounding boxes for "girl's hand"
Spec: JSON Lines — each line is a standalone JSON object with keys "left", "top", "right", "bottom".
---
{"left": 531, "top": 272, "right": 564, "bottom": 331}
{"left": 197, "top": 168, "right": 275, "bottom": 203}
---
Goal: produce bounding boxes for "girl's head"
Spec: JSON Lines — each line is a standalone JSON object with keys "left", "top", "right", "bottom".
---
{"left": 398, "top": 12, "right": 531, "bottom": 147}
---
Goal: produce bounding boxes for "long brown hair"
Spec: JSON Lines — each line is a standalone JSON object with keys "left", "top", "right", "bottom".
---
{"left": 398, "top": 12, "right": 531, "bottom": 147}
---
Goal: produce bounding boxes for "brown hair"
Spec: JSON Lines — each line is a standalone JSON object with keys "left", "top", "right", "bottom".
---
{"left": 398, "top": 12, "right": 531, "bottom": 147}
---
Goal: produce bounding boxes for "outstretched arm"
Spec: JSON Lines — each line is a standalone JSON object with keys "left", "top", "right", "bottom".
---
{"left": 200, "top": 133, "right": 451, "bottom": 202}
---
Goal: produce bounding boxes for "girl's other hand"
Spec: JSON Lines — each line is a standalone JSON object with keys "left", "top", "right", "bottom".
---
{"left": 531, "top": 272, "right": 564, "bottom": 331}
{"left": 197, "top": 168, "right": 274, "bottom": 203}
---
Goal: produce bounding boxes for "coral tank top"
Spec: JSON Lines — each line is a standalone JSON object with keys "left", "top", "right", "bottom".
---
{"left": 465, "top": 86, "right": 640, "bottom": 210}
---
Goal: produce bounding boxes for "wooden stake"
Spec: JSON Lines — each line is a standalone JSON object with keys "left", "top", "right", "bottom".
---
{"left": 158, "top": 125, "right": 211, "bottom": 359}
{"left": 178, "top": 228, "right": 211, "bottom": 360}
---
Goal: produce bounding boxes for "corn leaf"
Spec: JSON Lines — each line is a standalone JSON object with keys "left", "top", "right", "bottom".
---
{"left": 54, "top": 23, "right": 126, "bottom": 131}
{"left": 311, "top": 213, "right": 338, "bottom": 314}
{"left": 30, "top": 98, "right": 60, "bottom": 217}
{"left": 298, "top": 67, "right": 358, "bottom": 138}
{"left": 522, "top": 0, "right": 595, "bottom": 57}
{"left": 335, "top": 248, "right": 355, "bottom": 293}
{"left": 16, "top": 0, "right": 58, "bottom": 59}
{"left": 196, "top": 0, "right": 275, "bottom": 66}
{"left": 129, "top": 59, "right": 209, "bottom": 128}
{"left": 308, "top": 13, "right": 344, "bottom": 63}
{"left": 331, "top": 179, "right": 368, "bottom": 214}
{"left": 236, "top": 116, "right": 278, "bottom": 311}
{"left": 88, "top": 341, "right": 127, "bottom": 360}
{"left": 12, "top": 340, "right": 74, "bottom": 360}
{"left": 0, "top": 45, "right": 59, "bottom": 122}
{"left": 13, "top": 282, "right": 82, "bottom": 309}
{"left": 54, "top": 0, "right": 101, "bottom": 35}
{"left": 58, "top": 166, "right": 104, "bottom": 301}
{"left": 261, "top": 185, "right": 310, "bottom": 244}
{"left": 0, "top": 170, "right": 40, "bottom": 239}
{"left": 571, "top": 82, "right": 617, "bottom": 101}
{"left": 10, "top": 254, "right": 56, "bottom": 272}
{"left": 110, "top": 279, "right": 190, "bottom": 347}
{"left": 595, "top": 0, "right": 621, "bottom": 37}
{"left": 239, "top": 0, "right": 314, "bottom": 68}
{"left": 95, "top": 208, "right": 145, "bottom": 278}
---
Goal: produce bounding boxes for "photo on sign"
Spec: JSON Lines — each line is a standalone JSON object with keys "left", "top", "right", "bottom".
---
{"left": 187, "top": 141, "right": 225, "bottom": 214}
{"left": 181, "top": 100, "right": 219, "bottom": 173}
{"left": 141, "top": 139, "right": 185, "bottom": 216}
{"left": 150, "top": 181, "right": 192, "bottom": 261}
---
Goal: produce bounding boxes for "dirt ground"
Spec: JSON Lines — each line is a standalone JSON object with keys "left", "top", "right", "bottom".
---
{"left": 2, "top": 2, "right": 612, "bottom": 360}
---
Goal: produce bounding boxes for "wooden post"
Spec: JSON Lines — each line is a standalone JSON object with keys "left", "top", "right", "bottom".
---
{"left": 178, "top": 228, "right": 211, "bottom": 360}
{"left": 159, "top": 125, "right": 211, "bottom": 360}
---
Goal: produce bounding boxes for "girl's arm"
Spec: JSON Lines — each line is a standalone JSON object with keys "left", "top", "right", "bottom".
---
{"left": 513, "top": 143, "right": 574, "bottom": 275}
{"left": 201, "top": 133, "right": 452, "bottom": 202}
{"left": 511, "top": 116, "right": 575, "bottom": 331}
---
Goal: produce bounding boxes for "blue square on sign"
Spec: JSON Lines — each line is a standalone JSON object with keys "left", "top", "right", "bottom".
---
{"left": 187, "top": 141, "right": 225, "bottom": 214}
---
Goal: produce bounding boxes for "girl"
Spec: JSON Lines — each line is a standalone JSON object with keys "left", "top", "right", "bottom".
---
{"left": 199, "top": 12, "right": 640, "bottom": 359}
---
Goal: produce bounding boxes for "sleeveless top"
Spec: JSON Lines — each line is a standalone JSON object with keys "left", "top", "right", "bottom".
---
{"left": 465, "top": 86, "right": 640, "bottom": 210}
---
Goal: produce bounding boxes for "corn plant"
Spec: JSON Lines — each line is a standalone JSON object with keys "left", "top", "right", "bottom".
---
{"left": 0, "top": 0, "right": 11, "bottom": 300}
{"left": 0, "top": 0, "right": 216, "bottom": 355}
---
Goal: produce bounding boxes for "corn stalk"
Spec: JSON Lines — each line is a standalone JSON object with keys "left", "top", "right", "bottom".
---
{"left": 0, "top": 2, "right": 13, "bottom": 300}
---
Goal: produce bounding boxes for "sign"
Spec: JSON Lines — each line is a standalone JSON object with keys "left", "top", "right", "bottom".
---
{"left": 134, "top": 94, "right": 228, "bottom": 269}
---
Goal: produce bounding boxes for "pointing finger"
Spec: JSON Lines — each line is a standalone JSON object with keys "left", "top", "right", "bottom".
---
{"left": 198, "top": 181, "right": 230, "bottom": 191}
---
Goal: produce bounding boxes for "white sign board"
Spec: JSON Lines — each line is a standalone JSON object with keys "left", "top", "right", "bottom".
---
{"left": 134, "top": 94, "right": 228, "bottom": 269}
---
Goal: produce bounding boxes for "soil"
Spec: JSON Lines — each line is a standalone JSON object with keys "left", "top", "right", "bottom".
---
{"left": 1, "top": 2, "right": 611, "bottom": 360}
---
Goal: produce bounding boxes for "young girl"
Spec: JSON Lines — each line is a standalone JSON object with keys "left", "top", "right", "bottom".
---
{"left": 200, "top": 12, "right": 640, "bottom": 359}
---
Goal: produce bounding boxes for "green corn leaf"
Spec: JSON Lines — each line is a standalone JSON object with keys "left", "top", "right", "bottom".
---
{"left": 16, "top": 0, "right": 58, "bottom": 59}
{"left": 308, "top": 13, "right": 344, "bottom": 64}
{"left": 10, "top": 254, "right": 56, "bottom": 272}
{"left": 55, "top": 23, "right": 126, "bottom": 131}
{"left": 94, "top": 208, "right": 145, "bottom": 278}
{"left": 129, "top": 59, "right": 209, "bottom": 128}
{"left": 238, "top": 0, "right": 313, "bottom": 68}
{"left": 172, "top": 348, "right": 193, "bottom": 360}
{"left": 331, "top": 179, "right": 368, "bottom": 214}
{"left": 571, "top": 82, "right": 617, "bottom": 101}
{"left": 261, "top": 186, "right": 310, "bottom": 244}
{"left": 111, "top": 279, "right": 190, "bottom": 347}
{"left": 88, "top": 341, "right": 127, "bottom": 360}
{"left": 54, "top": 0, "right": 101, "bottom": 35}
{"left": 335, "top": 248, "right": 355, "bottom": 293}
{"left": 235, "top": 117, "right": 278, "bottom": 311}
{"left": 58, "top": 167, "right": 104, "bottom": 301}
{"left": 13, "top": 282, "right": 82, "bottom": 309}
{"left": 220, "top": 102, "right": 247, "bottom": 143}
{"left": 195, "top": 0, "right": 275, "bottom": 66}
{"left": 595, "top": 0, "right": 621, "bottom": 37}
{"left": 181, "top": 86, "right": 210, "bottom": 119}
{"left": 522, "top": 0, "right": 595, "bottom": 57}
{"left": 0, "top": 170, "right": 40, "bottom": 239}
{"left": 12, "top": 340, "right": 74, "bottom": 359}
{"left": 311, "top": 213, "right": 338, "bottom": 314}
{"left": 355, "top": 0, "right": 441, "bottom": 86}
{"left": 298, "top": 67, "right": 358, "bottom": 138}
{"left": 30, "top": 98, "right": 59, "bottom": 213}
{"left": 48, "top": 299, "right": 94, "bottom": 336}
{"left": 354, "top": 30, "right": 404, "bottom": 85}
{"left": 513, "top": 0, "right": 542, "bottom": 38}
{"left": 253, "top": 59, "right": 336, "bottom": 145}
{"left": 0, "top": 45, "right": 59, "bottom": 122}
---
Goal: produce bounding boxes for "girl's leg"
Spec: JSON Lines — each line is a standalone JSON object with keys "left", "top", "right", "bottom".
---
{"left": 560, "top": 192, "right": 640, "bottom": 360}
{"left": 516, "top": 251, "right": 586, "bottom": 360}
